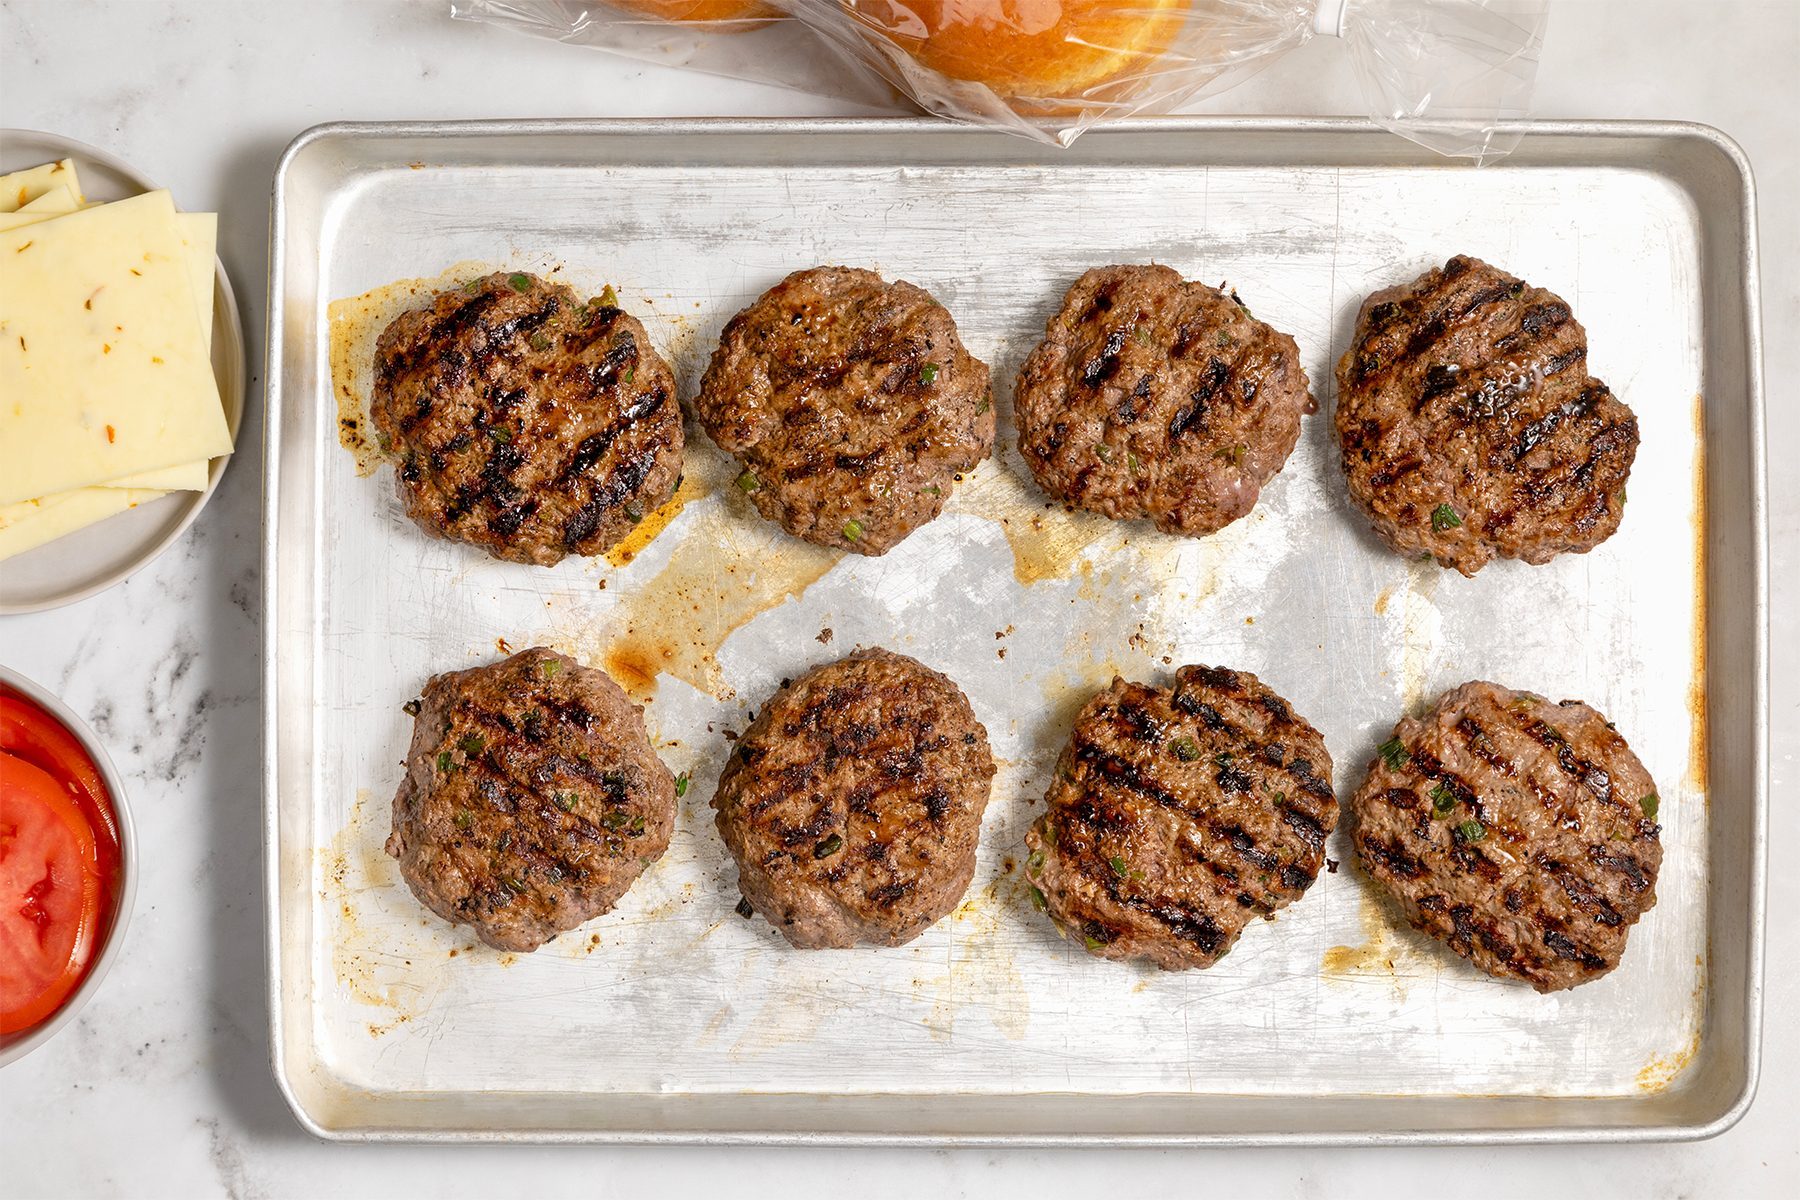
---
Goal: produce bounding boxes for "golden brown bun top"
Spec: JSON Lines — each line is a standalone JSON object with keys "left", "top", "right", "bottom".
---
{"left": 841, "top": 0, "right": 1193, "bottom": 103}
{"left": 608, "top": 0, "right": 782, "bottom": 22}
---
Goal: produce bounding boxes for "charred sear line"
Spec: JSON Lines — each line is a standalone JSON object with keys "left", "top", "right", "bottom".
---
{"left": 1540, "top": 925, "right": 1609, "bottom": 971}
{"left": 1123, "top": 895, "right": 1227, "bottom": 956}
{"left": 1278, "top": 802, "right": 1327, "bottom": 850}
{"left": 1509, "top": 709, "right": 1614, "bottom": 802}
{"left": 1072, "top": 739, "right": 1184, "bottom": 811}
{"left": 1588, "top": 846, "right": 1651, "bottom": 891}
{"left": 1080, "top": 329, "right": 1127, "bottom": 388}
{"left": 1360, "top": 833, "right": 1425, "bottom": 879}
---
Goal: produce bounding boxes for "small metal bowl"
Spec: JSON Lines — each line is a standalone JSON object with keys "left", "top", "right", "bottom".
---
{"left": 0, "top": 664, "right": 137, "bottom": 1068}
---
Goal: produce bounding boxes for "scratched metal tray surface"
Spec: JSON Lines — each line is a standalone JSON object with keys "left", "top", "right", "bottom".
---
{"left": 263, "top": 118, "right": 1766, "bottom": 1144}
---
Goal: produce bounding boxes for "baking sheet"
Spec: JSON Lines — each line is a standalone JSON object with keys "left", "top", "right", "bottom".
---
{"left": 264, "top": 119, "right": 1765, "bottom": 1143}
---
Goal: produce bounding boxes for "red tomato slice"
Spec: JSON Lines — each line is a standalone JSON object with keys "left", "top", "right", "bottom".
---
{"left": 0, "top": 692, "right": 120, "bottom": 863}
{"left": 0, "top": 751, "right": 105, "bottom": 1035}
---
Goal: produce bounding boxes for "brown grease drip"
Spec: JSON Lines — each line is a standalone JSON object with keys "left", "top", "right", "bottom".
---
{"left": 550, "top": 442, "right": 839, "bottom": 700}
{"left": 947, "top": 460, "right": 1118, "bottom": 585}
{"left": 1685, "top": 393, "right": 1708, "bottom": 801}
{"left": 326, "top": 262, "right": 496, "bottom": 477}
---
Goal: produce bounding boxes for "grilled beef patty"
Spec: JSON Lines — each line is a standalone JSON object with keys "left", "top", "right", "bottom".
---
{"left": 711, "top": 648, "right": 996, "bottom": 948}
{"left": 385, "top": 648, "right": 675, "bottom": 952}
{"left": 1350, "top": 681, "right": 1661, "bottom": 991}
{"left": 694, "top": 266, "right": 994, "bottom": 555}
{"left": 1025, "top": 666, "right": 1337, "bottom": 970}
{"left": 1334, "top": 256, "right": 1638, "bottom": 575}
{"left": 371, "top": 271, "right": 683, "bottom": 565}
{"left": 1014, "top": 265, "right": 1313, "bottom": 536}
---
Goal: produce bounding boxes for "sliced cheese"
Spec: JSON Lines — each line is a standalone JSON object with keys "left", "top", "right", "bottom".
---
{"left": 0, "top": 185, "right": 82, "bottom": 231}
{"left": 0, "top": 199, "right": 221, "bottom": 494}
{"left": 99, "top": 460, "right": 210, "bottom": 492}
{"left": 96, "top": 212, "right": 220, "bottom": 493}
{"left": 0, "top": 158, "right": 83, "bottom": 213}
{"left": 0, "top": 189, "right": 231, "bottom": 505}
{"left": 20, "top": 183, "right": 80, "bottom": 213}
{"left": 0, "top": 487, "right": 168, "bottom": 563}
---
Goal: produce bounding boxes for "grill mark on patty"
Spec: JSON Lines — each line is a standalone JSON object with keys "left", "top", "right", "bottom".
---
{"left": 1539, "top": 857, "right": 1624, "bottom": 926}
{"left": 1360, "top": 833, "right": 1426, "bottom": 878}
{"left": 1080, "top": 329, "right": 1127, "bottom": 388}
{"left": 1588, "top": 845, "right": 1652, "bottom": 892}
{"left": 1508, "top": 709, "right": 1615, "bottom": 804}
{"left": 1540, "top": 925, "right": 1609, "bottom": 970}
{"left": 1397, "top": 279, "right": 1516, "bottom": 363}
{"left": 377, "top": 288, "right": 509, "bottom": 381}
{"left": 452, "top": 732, "right": 627, "bottom": 852}
{"left": 1071, "top": 738, "right": 1185, "bottom": 811}
{"left": 1121, "top": 893, "right": 1228, "bottom": 955}
{"left": 1167, "top": 356, "right": 1229, "bottom": 440}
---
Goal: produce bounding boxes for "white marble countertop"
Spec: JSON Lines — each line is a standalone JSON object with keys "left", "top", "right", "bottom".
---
{"left": 1, "top": 1, "right": 1793, "bottom": 1195}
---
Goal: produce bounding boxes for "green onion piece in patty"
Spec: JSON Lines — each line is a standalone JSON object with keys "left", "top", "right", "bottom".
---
{"left": 1109, "top": 855, "right": 1129, "bottom": 878}
{"left": 1456, "top": 819, "right": 1487, "bottom": 843}
{"left": 1429, "top": 781, "right": 1457, "bottom": 816}
{"left": 599, "top": 284, "right": 619, "bottom": 308}
{"left": 459, "top": 733, "right": 484, "bottom": 755}
{"left": 1171, "top": 736, "right": 1201, "bottom": 762}
{"left": 539, "top": 658, "right": 561, "bottom": 678}
{"left": 841, "top": 519, "right": 864, "bottom": 543}
{"left": 507, "top": 273, "right": 531, "bottom": 293}
{"left": 918, "top": 362, "right": 939, "bottom": 385}
{"left": 436, "top": 750, "right": 454, "bottom": 773}
{"left": 1431, "top": 502, "right": 1462, "bottom": 531}
{"left": 1641, "top": 792, "right": 1660, "bottom": 821}
{"left": 814, "top": 833, "right": 844, "bottom": 859}
{"left": 1377, "top": 736, "right": 1409, "bottom": 770}
{"left": 735, "top": 470, "right": 760, "bottom": 493}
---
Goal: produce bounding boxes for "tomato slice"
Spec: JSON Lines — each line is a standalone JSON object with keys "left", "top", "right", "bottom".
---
{"left": 0, "top": 750, "right": 105, "bottom": 1035}
{"left": 0, "top": 692, "right": 120, "bottom": 863}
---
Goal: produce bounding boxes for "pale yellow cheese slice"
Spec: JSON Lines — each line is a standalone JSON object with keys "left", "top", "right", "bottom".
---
{"left": 0, "top": 184, "right": 82, "bottom": 231}
{"left": 96, "top": 212, "right": 220, "bottom": 493}
{"left": 0, "top": 487, "right": 168, "bottom": 563}
{"left": 0, "top": 159, "right": 83, "bottom": 212}
{"left": 0, "top": 189, "right": 231, "bottom": 505}
{"left": 21, "top": 184, "right": 79, "bottom": 213}
{"left": 0, "top": 201, "right": 219, "bottom": 493}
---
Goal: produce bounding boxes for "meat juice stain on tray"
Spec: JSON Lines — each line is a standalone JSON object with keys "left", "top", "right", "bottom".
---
{"left": 603, "top": 468, "right": 711, "bottom": 567}
{"left": 326, "top": 261, "right": 497, "bottom": 477}
{"left": 915, "top": 876, "right": 1032, "bottom": 1043}
{"left": 549, "top": 445, "right": 839, "bottom": 701}
{"left": 948, "top": 460, "right": 1118, "bottom": 585}
{"left": 321, "top": 788, "right": 464, "bottom": 1035}
{"left": 1318, "top": 885, "right": 1444, "bottom": 989}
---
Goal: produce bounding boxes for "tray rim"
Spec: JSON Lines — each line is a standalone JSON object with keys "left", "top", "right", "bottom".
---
{"left": 261, "top": 114, "right": 1768, "bottom": 1146}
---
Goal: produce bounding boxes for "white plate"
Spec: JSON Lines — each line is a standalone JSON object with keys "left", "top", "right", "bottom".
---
{"left": 0, "top": 129, "right": 245, "bottom": 614}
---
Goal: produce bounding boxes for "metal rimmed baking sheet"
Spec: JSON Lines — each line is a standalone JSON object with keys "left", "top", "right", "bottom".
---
{"left": 263, "top": 117, "right": 1766, "bottom": 1144}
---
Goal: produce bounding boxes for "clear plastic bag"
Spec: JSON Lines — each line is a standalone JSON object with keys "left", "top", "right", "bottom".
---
{"left": 452, "top": 1, "right": 1551, "bottom": 161}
